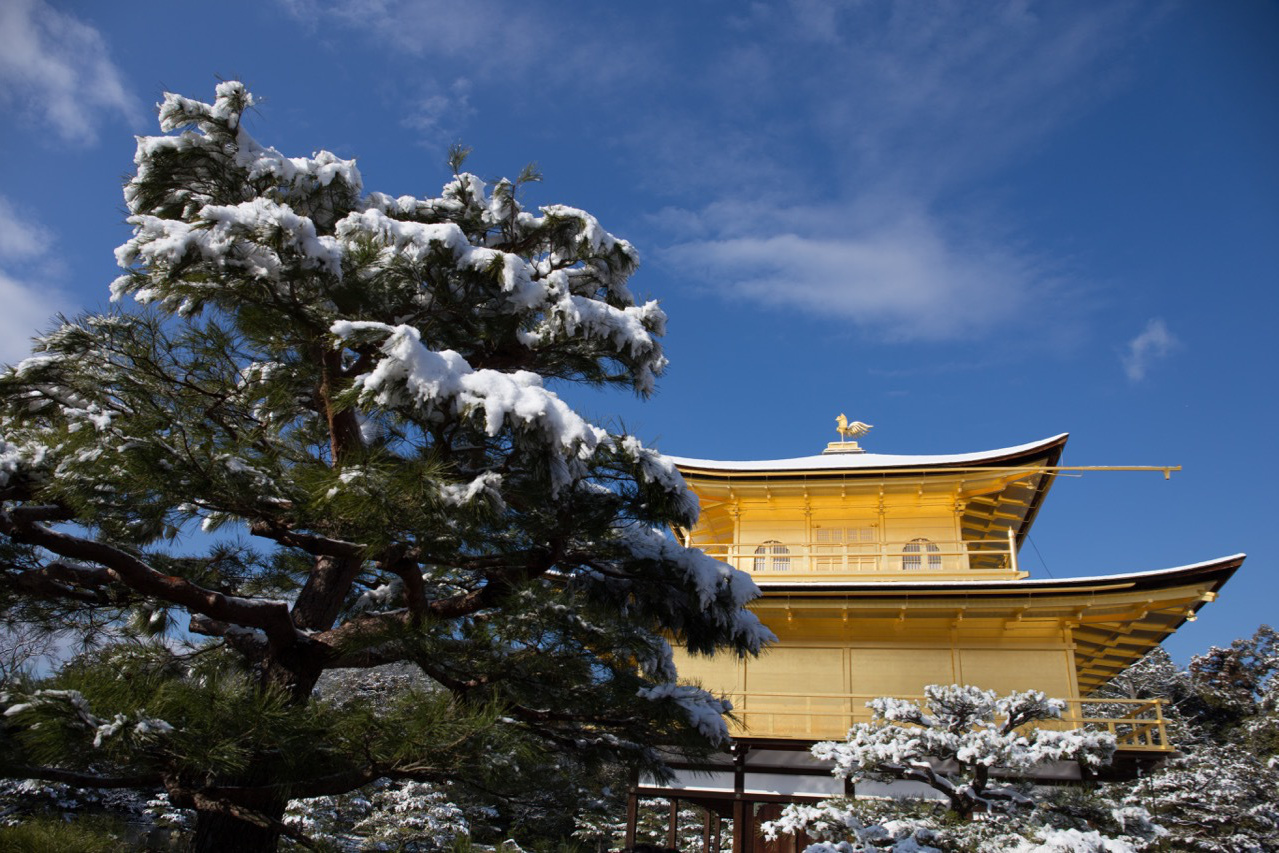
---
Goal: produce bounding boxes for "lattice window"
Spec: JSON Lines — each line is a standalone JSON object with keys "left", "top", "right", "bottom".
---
{"left": 902, "top": 537, "right": 941, "bottom": 571}
{"left": 753, "top": 540, "right": 791, "bottom": 572}
{"left": 814, "top": 527, "right": 876, "bottom": 571}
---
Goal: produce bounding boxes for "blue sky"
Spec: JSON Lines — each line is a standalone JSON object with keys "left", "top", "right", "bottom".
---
{"left": 0, "top": 1, "right": 1275, "bottom": 663}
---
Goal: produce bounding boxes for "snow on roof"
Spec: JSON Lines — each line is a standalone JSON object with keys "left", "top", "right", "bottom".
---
{"left": 666, "top": 434, "right": 1069, "bottom": 473}
{"left": 750, "top": 553, "right": 1246, "bottom": 592}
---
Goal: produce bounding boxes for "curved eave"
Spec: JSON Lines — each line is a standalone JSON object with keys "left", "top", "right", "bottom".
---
{"left": 749, "top": 554, "right": 1244, "bottom": 694}
{"left": 667, "top": 433, "right": 1069, "bottom": 478}
{"left": 749, "top": 554, "right": 1244, "bottom": 596}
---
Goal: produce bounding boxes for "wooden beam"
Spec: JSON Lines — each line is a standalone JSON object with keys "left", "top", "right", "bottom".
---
{"left": 668, "top": 798, "right": 679, "bottom": 847}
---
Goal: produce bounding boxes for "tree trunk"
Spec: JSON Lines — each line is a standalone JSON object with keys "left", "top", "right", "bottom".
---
{"left": 191, "top": 800, "right": 285, "bottom": 853}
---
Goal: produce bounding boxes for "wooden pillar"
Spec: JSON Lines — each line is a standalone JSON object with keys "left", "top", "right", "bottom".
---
{"left": 702, "top": 808, "right": 713, "bottom": 853}
{"left": 667, "top": 798, "right": 680, "bottom": 848}
{"left": 731, "top": 800, "right": 755, "bottom": 853}
{"left": 712, "top": 812, "right": 722, "bottom": 853}
{"left": 624, "top": 791, "right": 638, "bottom": 849}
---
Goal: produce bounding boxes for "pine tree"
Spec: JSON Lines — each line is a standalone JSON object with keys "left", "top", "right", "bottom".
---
{"left": 0, "top": 82, "right": 772, "bottom": 852}
{"left": 812, "top": 685, "right": 1115, "bottom": 821}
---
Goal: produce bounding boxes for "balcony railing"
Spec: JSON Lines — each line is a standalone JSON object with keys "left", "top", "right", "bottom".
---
{"left": 724, "top": 692, "right": 1170, "bottom": 751}
{"left": 694, "top": 531, "right": 1019, "bottom": 577}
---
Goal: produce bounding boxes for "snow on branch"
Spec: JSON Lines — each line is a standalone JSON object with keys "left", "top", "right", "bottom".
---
{"left": 2, "top": 688, "right": 174, "bottom": 752}
{"left": 813, "top": 685, "right": 1116, "bottom": 821}
{"left": 636, "top": 682, "right": 733, "bottom": 745}
{"left": 0, "top": 436, "right": 47, "bottom": 488}
{"left": 610, "top": 523, "right": 775, "bottom": 654}
{"left": 331, "top": 320, "right": 608, "bottom": 492}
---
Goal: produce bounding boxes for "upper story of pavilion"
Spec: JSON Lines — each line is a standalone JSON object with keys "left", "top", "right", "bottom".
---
{"left": 666, "top": 429, "right": 1075, "bottom": 583}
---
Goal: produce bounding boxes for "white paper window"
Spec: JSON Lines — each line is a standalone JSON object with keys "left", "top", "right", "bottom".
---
{"left": 902, "top": 537, "right": 941, "bottom": 571}
{"left": 753, "top": 540, "right": 791, "bottom": 572}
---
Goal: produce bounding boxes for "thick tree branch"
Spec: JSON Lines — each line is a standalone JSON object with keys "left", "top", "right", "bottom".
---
{"left": 386, "top": 554, "right": 426, "bottom": 620}
{"left": 247, "top": 519, "right": 365, "bottom": 559}
{"left": 188, "top": 615, "right": 270, "bottom": 659}
{"left": 291, "top": 555, "right": 365, "bottom": 631}
{"left": 0, "top": 511, "right": 300, "bottom": 648}
{"left": 6, "top": 504, "right": 75, "bottom": 524}
{"left": 9, "top": 563, "right": 119, "bottom": 606}
{"left": 316, "top": 345, "right": 363, "bottom": 466}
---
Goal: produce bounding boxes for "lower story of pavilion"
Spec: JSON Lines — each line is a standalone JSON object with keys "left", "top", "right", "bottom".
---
{"left": 624, "top": 737, "right": 1174, "bottom": 853}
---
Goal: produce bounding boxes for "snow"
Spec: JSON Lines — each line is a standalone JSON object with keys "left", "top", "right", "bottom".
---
{"left": 438, "top": 471, "right": 504, "bottom": 509}
{"left": 522, "top": 284, "right": 668, "bottom": 394}
{"left": 618, "top": 435, "right": 698, "bottom": 522}
{"left": 811, "top": 685, "right": 1115, "bottom": 821}
{"left": 333, "top": 208, "right": 543, "bottom": 308}
{"left": 2, "top": 688, "right": 174, "bottom": 748}
{"left": 665, "top": 434, "right": 1069, "bottom": 472}
{"left": 0, "top": 436, "right": 46, "bottom": 487}
{"left": 150, "top": 82, "right": 361, "bottom": 195}
{"left": 333, "top": 320, "right": 609, "bottom": 493}
{"left": 92, "top": 713, "right": 127, "bottom": 747}
{"left": 636, "top": 682, "right": 734, "bottom": 745}
{"left": 1010, "top": 827, "right": 1137, "bottom": 853}
{"left": 114, "top": 197, "right": 342, "bottom": 296}
{"left": 613, "top": 523, "right": 775, "bottom": 653}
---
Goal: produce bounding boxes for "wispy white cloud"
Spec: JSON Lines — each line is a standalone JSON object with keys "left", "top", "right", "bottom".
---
{"left": 0, "top": 197, "right": 51, "bottom": 260}
{"left": 0, "top": 271, "right": 61, "bottom": 366}
{"left": 278, "top": 0, "right": 549, "bottom": 74}
{"left": 0, "top": 0, "right": 139, "bottom": 144}
{"left": 401, "top": 78, "right": 475, "bottom": 145}
{"left": 793, "top": 2, "right": 1144, "bottom": 193}
{"left": 278, "top": 0, "right": 664, "bottom": 114}
{"left": 1121, "top": 318, "right": 1178, "bottom": 382}
{"left": 0, "top": 195, "right": 70, "bottom": 365}
{"left": 642, "top": 2, "right": 1150, "bottom": 344}
{"left": 663, "top": 197, "right": 1060, "bottom": 342}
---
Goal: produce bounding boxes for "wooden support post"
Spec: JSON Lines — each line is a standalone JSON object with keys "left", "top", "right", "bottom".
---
{"left": 668, "top": 798, "right": 679, "bottom": 848}
{"left": 702, "top": 808, "right": 712, "bottom": 853}
{"left": 624, "top": 791, "right": 638, "bottom": 849}
{"left": 731, "top": 800, "right": 746, "bottom": 853}
{"left": 711, "top": 811, "right": 722, "bottom": 853}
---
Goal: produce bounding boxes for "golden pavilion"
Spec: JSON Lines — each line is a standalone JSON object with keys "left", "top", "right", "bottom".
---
{"left": 625, "top": 426, "right": 1243, "bottom": 852}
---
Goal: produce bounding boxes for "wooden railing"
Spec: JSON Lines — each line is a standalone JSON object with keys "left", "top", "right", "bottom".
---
{"left": 693, "top": 531, "right": 1019, "bottom": 577}
{"left": 723, "top": 692, "right": 1170, "bottom": 751}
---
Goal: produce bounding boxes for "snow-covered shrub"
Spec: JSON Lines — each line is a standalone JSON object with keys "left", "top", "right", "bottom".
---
{"left": 812, "top": 685, "right": 1114, "bottom": 820}
{"left": 1118, "top": 744, "right": 1279, "bottom": 851}
{"left": 762, "top": 685, "right": 1133, "bottom": 852}
{"left": 285, "top": 779, "right": 468, "bottom": 851}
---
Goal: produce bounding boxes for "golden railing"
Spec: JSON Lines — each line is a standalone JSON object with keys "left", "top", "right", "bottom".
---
{"left": 724, "top": 692, "right": 1170, "bottom": 751}
{"left": 693, "top": 531, "right": 1019, "bottom": 577}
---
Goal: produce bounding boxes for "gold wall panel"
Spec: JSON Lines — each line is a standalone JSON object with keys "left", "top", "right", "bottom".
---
{"left": 958, "top": 649, "right": 1072, "bottom": 697}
